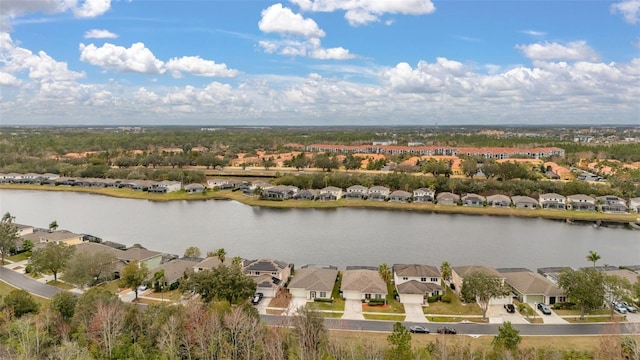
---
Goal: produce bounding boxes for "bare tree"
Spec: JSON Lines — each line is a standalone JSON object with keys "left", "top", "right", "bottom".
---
{"left": 292, "top": 307, "right": 327, "bottom": 360}
{"left": 223, "top": 307, "right": 261, "bottom": 360}
{"left": 158, "top": 314, "right": 184, "bottom": 360}
{"left": 183, "top": 300, "right": 224, "bottom": 360}
{"left": 89, "top": 300, "right": 126, "bottom": 358}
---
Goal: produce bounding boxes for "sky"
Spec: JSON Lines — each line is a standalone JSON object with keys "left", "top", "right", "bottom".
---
{"left": 0, "top": 0, "right": 639, "bottom": 126}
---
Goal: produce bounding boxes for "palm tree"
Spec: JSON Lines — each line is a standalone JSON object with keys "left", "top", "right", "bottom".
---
{"left": 215, "top": 248, "right": 226, "bottom": 264}
{"left": 440, "top": 261, "right": 452, "bottom": 284}
{"left": 378, "top": 263, "right": 392, "bottom": 284}
{"left": 587, "top": 250, "right": 601, "bottom": 268}
{"left": 49, "top": 220, "right": 58, "bottom": 232}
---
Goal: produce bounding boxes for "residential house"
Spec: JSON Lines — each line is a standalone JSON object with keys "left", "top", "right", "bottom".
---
{"left": 340, "top": 269, "right": 387, "bottom": 302}
{"left": 14, "top": 223, "right": 34, "bottom": 237}
{"left": 207, "top": 178, "right": 239, "bottom": 190}
{"left": 345, "top": 185, "right": 369, "bottom": 199}
{"left": 388, "top": 190, "right": 412, "bottom": 203}
{"left": 367, "top": 186, "right": 390, "bottom": 201}
{"left": 567, "top": 194, "right": 596, "bottom": 211}
{"left": 319, "top": 186, "right": 343, "bottom": 201}
{"left": 150, "top": 259, "right": 199, "bottom": 288}
{"left": 597, "top": 196, "right": 629, "bottom": 213}
{"left": 393, "top": 264, "right": 443, "bottom": 305}
{"left": 184, "top": 183, "right": 205, "bottom": 194}
{"left": 487, "top": 194, "right": 511, "bottom": 208}
{"left": 511, "top": 196, "right": 538, "bottom": 209}
{"left": 118, "top": 246, "right": 163, "bottom": 269}
{"left": 193, "top": 256, "right": 239, "bottom": 272}
{"left": 121, "top": 180, "right": 156, "bottom": 191}
{"left": 451, "top": 265, "right": 510, "bottom": 305}
{"left": 262, "top": 185, "right": 298, "bottom": 200}
{"left": 538, "top": 193, "right": 566, "bottom": 210}
{"left": 287, "top": 266, "right": 338, "bottom": 301}
{"left": 436, "top": 192, "right": 460, "bottom": 206}
{"left": 294, "top": 189, "right": 320, "bottom": 200}
{"left": 22, "top": 230, "right": 84, "bottom": 246}
{"left": 498, "top": 269, "right": 565, "bottom": 305}
{"left": 244, "top": 258, "right": 293, "bottom": 297}
{"left": 462, "top": 193, "right": 485, "bottom": 207}
{"left": 413, "top": 188, "right": 435, "bottom": 203}
{"left": 148, "top": 180, "right": 182, "bottom": 193}
{"left": 630, "top": 197, "right": 640, "bottom": 213}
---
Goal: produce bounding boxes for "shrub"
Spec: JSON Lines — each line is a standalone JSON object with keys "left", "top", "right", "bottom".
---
{"left": 427, "top": 295, "right": 442, "bottom": 303}
{"left": 313, "top": 298, "right": 334, "bottom": 303}
{"left": 440, "top": 293, "right": 452, "bottom": 303}
{"left": 367, "top": 298, "right": 386, "bottom": 306}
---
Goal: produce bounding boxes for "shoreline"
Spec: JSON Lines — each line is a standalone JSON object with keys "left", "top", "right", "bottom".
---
{"left": 2, "top": 184, "right": 638, "bottom": 224}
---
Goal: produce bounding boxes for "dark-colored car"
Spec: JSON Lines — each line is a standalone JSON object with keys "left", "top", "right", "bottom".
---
{"left": 504, "top": 304, "right": 515, "bottom": 313}
{"left": 251, "top": 293, "right": 264, "bottom": 305}
{"left": 437, "top": 327, "right": 457, "bottom": 335}
{"left": 537, "top": 303, "right": 552, "bottom": 315}
{"left": 408, "top": 325, "right": 429, "bottom": 334}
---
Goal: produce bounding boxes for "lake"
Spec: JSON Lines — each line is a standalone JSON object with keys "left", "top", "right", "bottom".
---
{"left": 1, "top": 189, "right": 638, "bottom": 270}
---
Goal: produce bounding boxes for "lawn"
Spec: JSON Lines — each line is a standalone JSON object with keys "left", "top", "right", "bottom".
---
{"left": 363, "top": 314, "right": 406, "bottom": 321}
{"left": 554, "top": 308, "right": 611, "bottom": 316}
{"left": 8, "top": 252, "right": 30, "bottom": 262}
{"left": 427, "top": 316, "right": 487, "bottom": 323}
{"left": 564, "top": 315, "right": 626, "bottom": 323}
{"left": 143, "top": 289, "right": 183, "bottom": 302}
{"left": 308, "top": 298, "right": 345, "bottom": 312}
{"left": 46, "top": 280, "right": 74, "bottom": 290}
{"left": 0, "top": 280, "right": 50, "bottom": 308}
{"left": 96, "top": 280, "right": 122, "bottom": 294}
{"left": 423, "top": 289, "right": 482, "bottom": 316}
{"left": 362, "top": 301, "right": 405, "bottom": 314}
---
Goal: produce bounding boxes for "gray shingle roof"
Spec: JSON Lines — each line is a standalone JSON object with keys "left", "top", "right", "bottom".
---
{"left": 288, "top": 268, "right": 338, "bottom": 292}
{"left": 393, "top": 264, "right": 441, "bottom": 278}
{"left": 341, "top": 269, "right": 387, "bottom": 294}
{"left": 245, "top": 259, "right": 290, "bottom": 272}
{"left": 502, "top": 270, "right": 564, "bottom": 297}
{"left": 396, "top": 280, "right": 443, "bottom": 295}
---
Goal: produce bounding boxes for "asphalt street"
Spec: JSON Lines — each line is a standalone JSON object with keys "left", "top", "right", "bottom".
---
{"left": 0, "top": 267, "right": 62, "bottom": 298}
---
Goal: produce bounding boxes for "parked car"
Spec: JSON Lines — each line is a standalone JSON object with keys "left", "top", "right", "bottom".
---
{"left": 621, "top": 301, "right": 637, "bottom": 313}
{"left": 251, "top": 293, "right": 264, "bottom": 305}
{"left": 504, "top": 304, "right": 515, "bottom": 313}
{"left": 537, "top": 303, "right": 552, "bottom": 315}
{"left": 437, "top": 327, "right": 457, "bottom": 335}
{"left": 409, "top": 325, "right": 429, "bottom": 334}
{"left": 614, "top": 303, "right": 628, "bottom": 314}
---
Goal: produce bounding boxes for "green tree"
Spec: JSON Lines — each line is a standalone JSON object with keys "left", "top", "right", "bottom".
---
{"left": 378, "top": 263, "right": 392, "bottom": 284}
{"left": 492, "top": 321, "right": 521, "bottom": 352}
{"left": 215, "top": 248, "right": 226, "bottom": 263}
{"left": 460, "top": 271, "right": 510, "bottom": 320}
{"left": 440, "top": 261, "right": 452, "bottom": 283}
{"left": 262, "top": 157, "right": 276, "bottom": 170}
{"left": 183, "top": 246, "right": 201, "bottom": 258}
{"left": 64, "top": 249, "right": 117, "bottom": 288}
{"left": 29, "top": 242, "right": 75, "bottom": 283}
{"left": 181, "top": 264, "right": 256, "bottom": 304}
{"left": 587, "top": 250, "right": 601, "bottom": 268}
{"left": 343, "top": 154, "right": 363, "bottom": 171}
{"left": 460, "top": 157, "right": 478, "bottom": 178}
{"left": 48, "top": 220, "right": 59, "bottom": 231}
{"left": 604, "top": 274, "right": 632, "bottom": 320}
{"left": 21, "top": 239, "right": 33, "bottom": 253}
{"left": 119, "top": 260, "right": 150, "bottom": 301}
{"left": 0, "top": 212, "right": 19, "bottom": 265}
{"left": 2, "top": 289, "right": 39, "bottom": 318}
{"left": 50, "top": 291, "right": 78, "bottom": 321}
{"left": 558, "top": 268, "right": 605, "bottom": 319}
{"left": 387, "top": 322, "right": 412, "bottom": 360}
{"left": 313, "top": 153, "right": 339, "bottom": 172}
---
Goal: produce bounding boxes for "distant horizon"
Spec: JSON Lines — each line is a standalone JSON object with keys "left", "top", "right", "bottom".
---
{"left": 1, "top": 0, "right": 638, "bottom": 126}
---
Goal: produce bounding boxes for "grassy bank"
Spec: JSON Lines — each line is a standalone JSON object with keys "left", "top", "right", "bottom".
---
{"left": 1, "top": 184, "right": 638, "bottom": 223}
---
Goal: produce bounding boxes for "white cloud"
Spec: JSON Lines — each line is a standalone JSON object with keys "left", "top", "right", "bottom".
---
{"left": 258, "top": 38, "right": 355, "bottom": 60}
{"left": 84, "top": 29, "right": 118, "bottom": 39}
{"left": 516, "top": 41, "right": 599, "bottom": 61}
{"left": 165, "top": 56, "right": 239, "bottom": 78}
{"left": 259, "top": 3, "right": 325, "bottom": 38}
{"left": 0, "top": 71, "right": 21, "bottom": 86}
{"left": 73, "top": 0, "right": 111, "bottom": 18}
{"left": 611, "top": 0, "right": 640, "bottom": 24}
{"left": 79, "top": 42, "right": 165, "bottom": 74}
{"left": 290, "top": 0, "right": 435, "bottom": 26}
{"left": 521, "top": 30, "right": 546, "bottom": 37}
{"left": 0, "top": 32, "right": 85, "bottom": 83}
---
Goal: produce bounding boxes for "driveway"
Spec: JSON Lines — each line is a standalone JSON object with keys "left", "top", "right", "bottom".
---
{"left": 486, "top": 304, "right": 529, "bottom": 324}
{"left": 0, "top": 267, "right": 63, "bottom": 299}
{"left": 342, "top": 299, "right": 365, "bottom": 320}
{"left": 536, "top": 306, "right": 568, "bottom": 324}
{"left": 404, "top": 303, "right": 427, "bottom": 322}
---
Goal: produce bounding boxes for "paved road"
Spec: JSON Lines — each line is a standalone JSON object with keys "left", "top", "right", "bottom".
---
{"left": 0, "top": 267, "right": 63, "bottom": 298}
{"left": 261, "top": 315, "right": 640, "bottom": 336}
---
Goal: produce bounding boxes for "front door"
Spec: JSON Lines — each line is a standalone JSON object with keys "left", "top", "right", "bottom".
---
{"left": 310, "top": 291, "right": 316, "bottom": 299}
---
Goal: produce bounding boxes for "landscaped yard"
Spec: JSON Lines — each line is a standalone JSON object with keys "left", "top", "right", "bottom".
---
{"left": 423, "top": 289, "right": 482, "bottom": 316}
{"left": 564, "top": 315, "right": 625, "bottom": 323}
{"left": 426, "top": 316, "right": 487, "bottom": 323}
{"left": 554, "top": 308, "right": 611, "bottom": 316}
{"left": 46, "top": 280, "right": 74, "bottom": 290}
{"left": 8, "top": 252, "right": 30, "bottom": 262}
{"left": 308, "top": 297, "right": 345, "bottom": 312}
{"left": 363, "top": 314, "right": 406, "bottom": 321}
{"left": 143, "top": 289, "right": 183, "bottom": 301}
{"left": 362, "top": 300, "right": 405, "bottom": 314}
{"left": 96, "top": 280, "right": 122, "bottom": 294}
{"left": 0, "top": 280, "right": 49, "bottom": 307}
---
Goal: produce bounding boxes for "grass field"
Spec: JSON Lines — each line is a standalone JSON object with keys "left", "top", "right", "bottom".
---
{"left": 0, "top": 280, "right": 50, "bottom": 307}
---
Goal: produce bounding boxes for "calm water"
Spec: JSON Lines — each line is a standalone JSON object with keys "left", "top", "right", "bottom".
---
{"left": 1, "top": 189, "right": 638, "bottom": 270}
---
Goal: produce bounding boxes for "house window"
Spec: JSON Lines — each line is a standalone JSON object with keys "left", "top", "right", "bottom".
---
{"left": 431, "top": 278, "right": 438, "bottom": 282}
{"left": 402, "top": 277, "right": 408, "bottom": 281}
{"left": 254, "top": 271, "right": 260, "bottom": 275}
{"left": 375, "top": 294, "right": 382, "bottom": 299}
{"left": 365, "top": 294, "right": 371, "bottom": 299}
{"left": 421, "top": 277, "right": 427, "bottom": 282}
{"left": 320, "top": 292, "right": 327, "bottom": 298}
{"left": 271, "top": 272, "right": 277, "bottom": 276}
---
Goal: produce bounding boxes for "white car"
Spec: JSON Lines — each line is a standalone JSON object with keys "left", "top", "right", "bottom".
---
{"left": 614, "top": 303, "right": 628, "bottom": 314}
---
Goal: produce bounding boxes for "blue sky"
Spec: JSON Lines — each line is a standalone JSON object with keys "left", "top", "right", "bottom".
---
{"left": 1, "top": 0, "right": 638, "bottom": 126}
